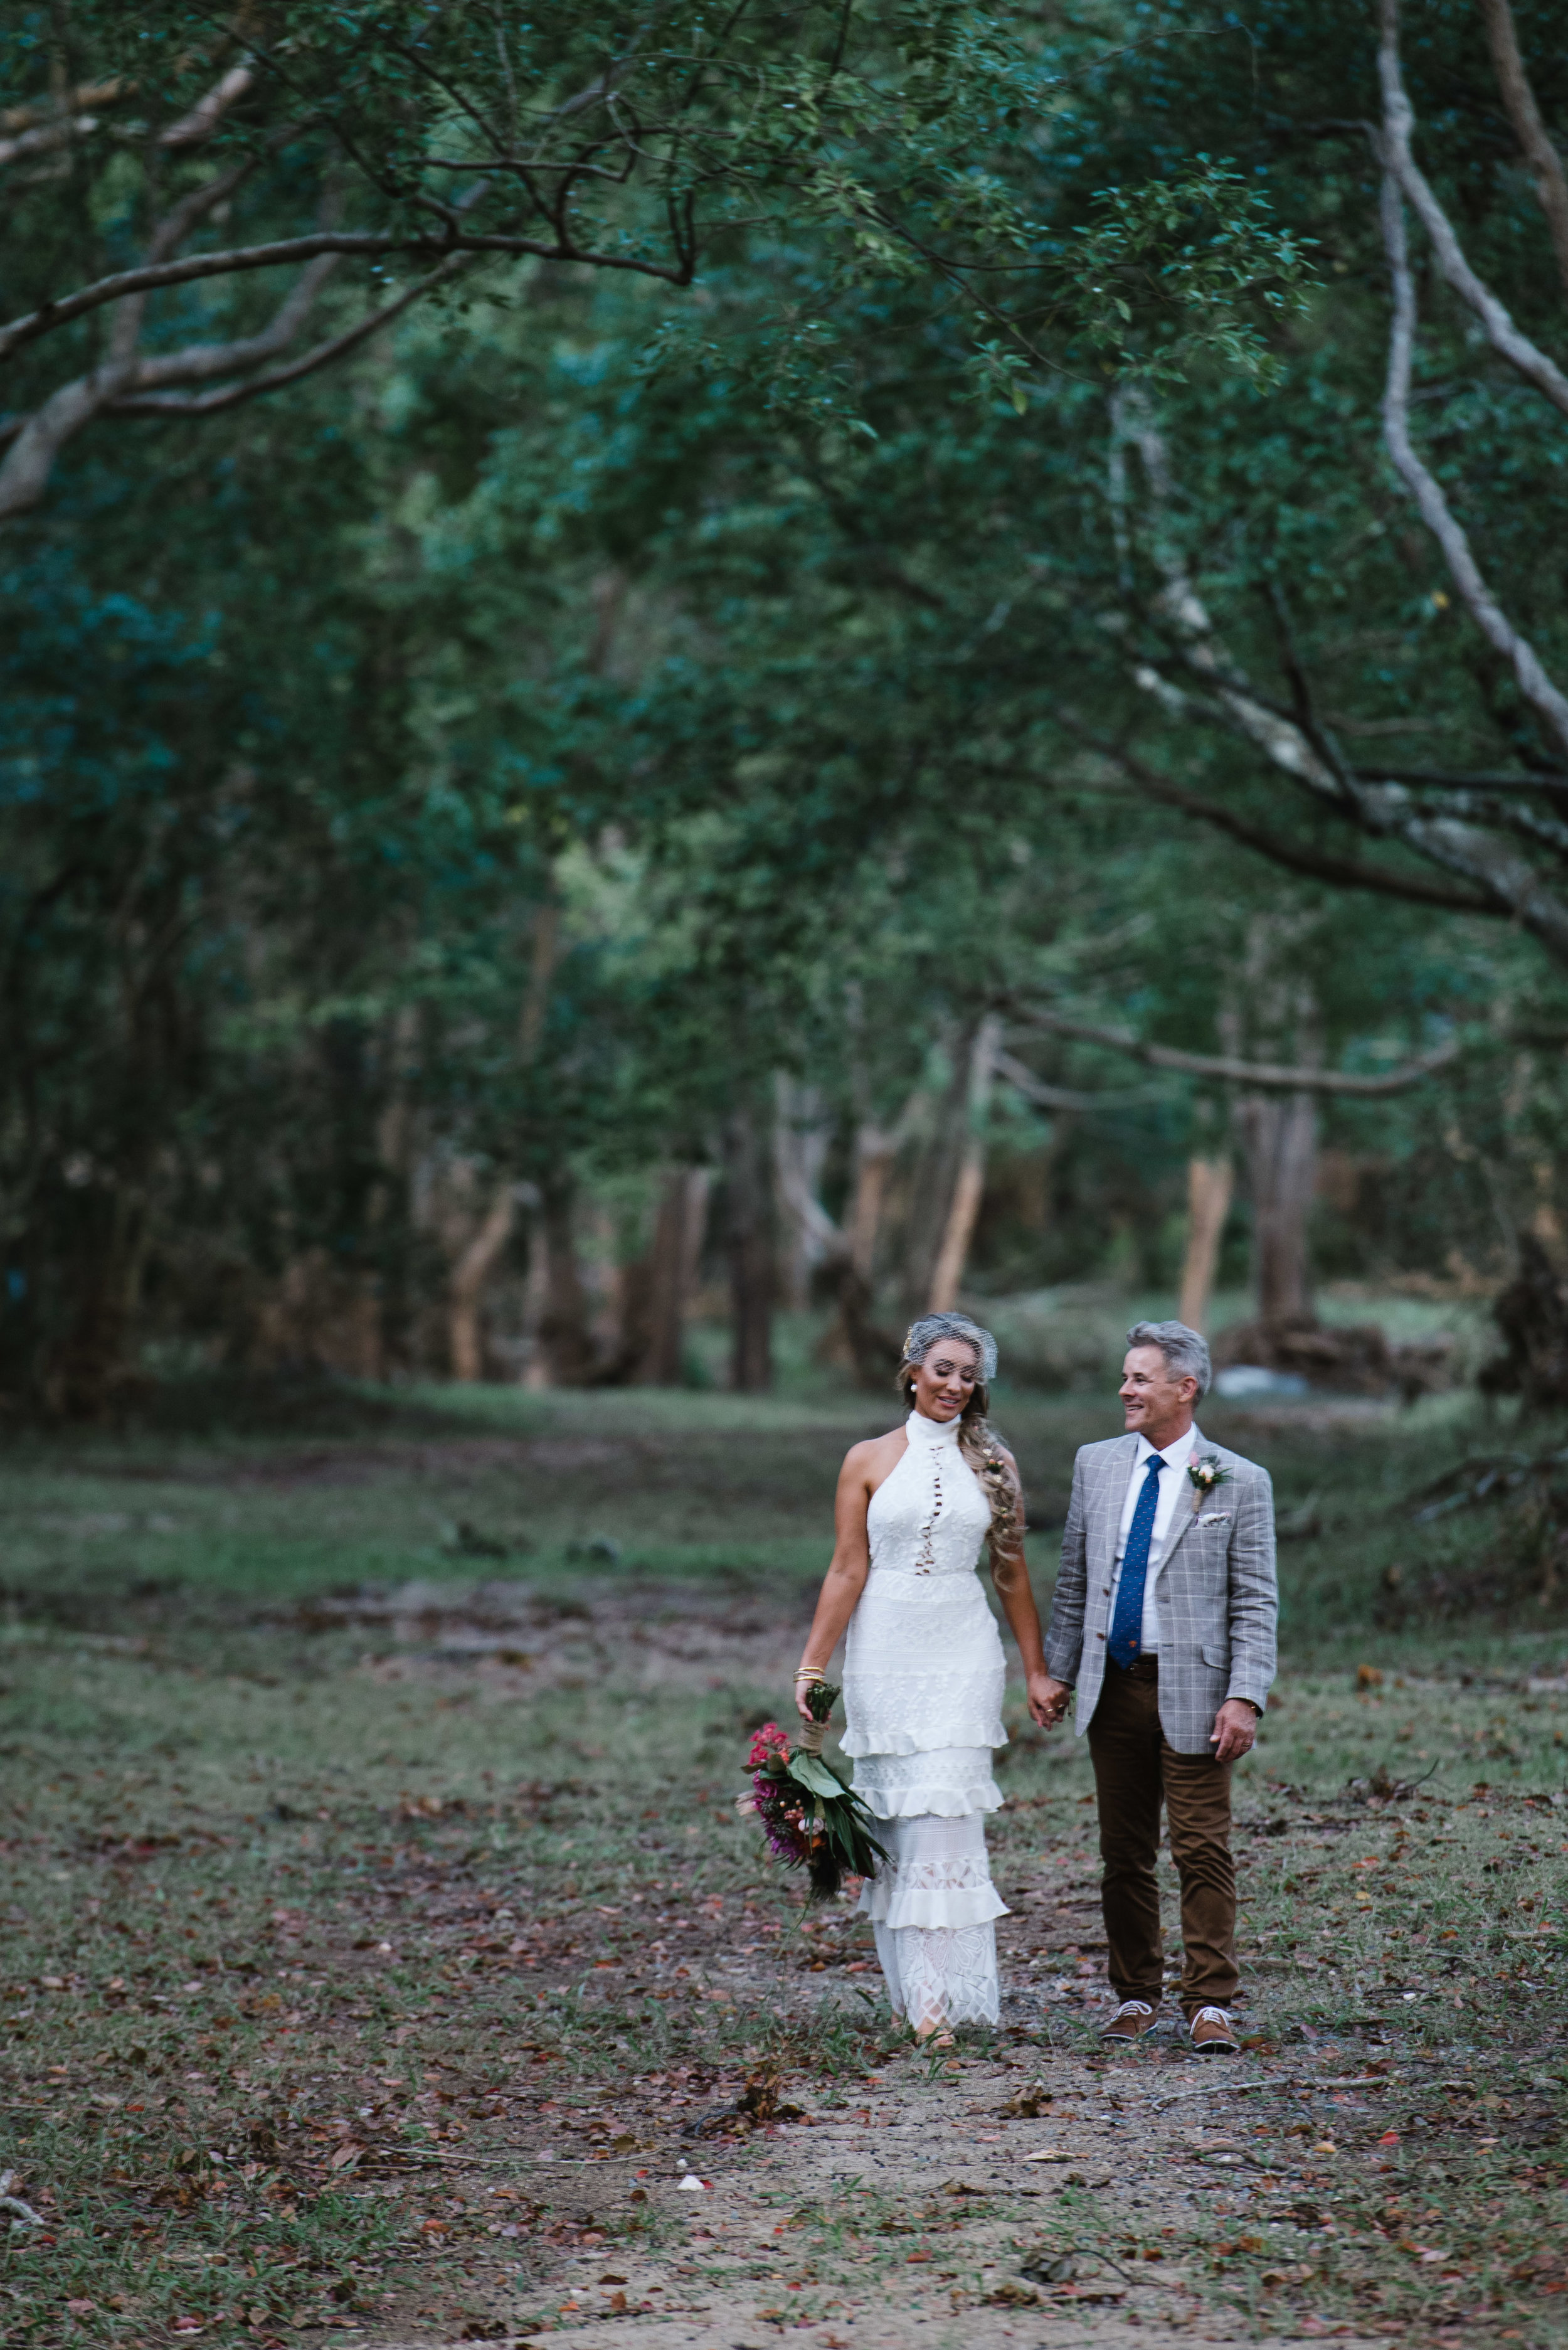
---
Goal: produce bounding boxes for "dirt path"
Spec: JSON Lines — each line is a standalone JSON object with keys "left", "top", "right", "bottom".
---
{"left": 356, "top": 2009, "right": 1397, "bottom": 2350}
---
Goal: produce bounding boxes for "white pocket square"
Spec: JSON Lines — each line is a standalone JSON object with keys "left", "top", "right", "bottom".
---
{"left": 1198, "top": 1511, "right": 1232, "bottom": 1524}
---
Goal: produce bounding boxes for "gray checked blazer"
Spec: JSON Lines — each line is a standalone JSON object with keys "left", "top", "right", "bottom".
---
{"left": 1044, "top": 1427, "right": 1277, "bottom": 1757}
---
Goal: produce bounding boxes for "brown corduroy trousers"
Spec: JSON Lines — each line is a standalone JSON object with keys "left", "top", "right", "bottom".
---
{"left": 1086, "top": 1657, "right": 1237, "bottom": 2015}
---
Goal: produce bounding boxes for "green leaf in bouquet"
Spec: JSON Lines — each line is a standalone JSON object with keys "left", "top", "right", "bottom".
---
{"left": 787, "top": 1752, "right": 845, "bottom": 1800}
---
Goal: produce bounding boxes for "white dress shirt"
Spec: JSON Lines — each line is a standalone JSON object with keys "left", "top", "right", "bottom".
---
{"left": 1108, "top": 1425, "right": 1200, "bottom": 1655}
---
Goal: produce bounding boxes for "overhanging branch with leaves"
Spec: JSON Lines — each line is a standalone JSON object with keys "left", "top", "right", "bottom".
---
{"left": 1005, "top": 1001, "right": 1461, "bottom": 1097}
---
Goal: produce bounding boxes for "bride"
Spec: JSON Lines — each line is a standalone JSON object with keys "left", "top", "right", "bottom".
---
{"left": 794, "top": 1312, "right": 1055, "bottom": 2036}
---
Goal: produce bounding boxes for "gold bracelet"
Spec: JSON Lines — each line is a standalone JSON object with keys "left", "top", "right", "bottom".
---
{"left": 795, "top": 1667, "right": 828, "bottom": 1681}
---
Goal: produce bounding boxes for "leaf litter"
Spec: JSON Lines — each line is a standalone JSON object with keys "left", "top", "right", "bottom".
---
{"left": 0, "top": 1406, "right": 1564, "bottom": 2344}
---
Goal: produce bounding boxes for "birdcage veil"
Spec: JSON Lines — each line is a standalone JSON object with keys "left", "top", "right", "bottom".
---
{"left": 900, "top": 1311, "right": 998, "bottom": 1386}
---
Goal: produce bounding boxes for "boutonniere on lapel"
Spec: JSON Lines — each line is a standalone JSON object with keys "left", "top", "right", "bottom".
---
{"left": 1187, "top": 1454, "right": 1231, "bottom": 1508}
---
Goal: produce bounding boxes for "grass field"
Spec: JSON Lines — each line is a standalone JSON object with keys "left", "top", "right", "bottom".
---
{"left": 1, "top": 1381, "right": 1565, "bottom": 2349}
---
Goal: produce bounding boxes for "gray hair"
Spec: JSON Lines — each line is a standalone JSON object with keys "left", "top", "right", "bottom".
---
{"left": 1126, "top": 1319, "right": 1211, "bottom": 1398}
{"left": 901, "top": 1312, "right": 998, "bottom": 1385}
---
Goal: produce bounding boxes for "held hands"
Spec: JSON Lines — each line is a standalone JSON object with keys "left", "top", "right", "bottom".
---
{"left": 1030, "top": 1672, "right": 1073, "bottom": 1730}
{"left": 1210, "top": 1698, "right": 1259, "bottom": 1762}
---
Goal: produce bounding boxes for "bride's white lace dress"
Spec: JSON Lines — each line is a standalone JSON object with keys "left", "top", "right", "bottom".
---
{"left": 841, "top": 1408, "right": 1008, "bottom": 2029}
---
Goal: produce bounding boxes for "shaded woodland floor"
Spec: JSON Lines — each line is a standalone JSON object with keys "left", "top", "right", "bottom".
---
{"left": 1, "top": 1386, "right": 1565, "bottom": 2349}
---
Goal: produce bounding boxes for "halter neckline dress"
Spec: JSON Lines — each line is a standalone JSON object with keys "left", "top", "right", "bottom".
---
{"left": 840, "top": 1407, "right": 1009, "bottom": 2030}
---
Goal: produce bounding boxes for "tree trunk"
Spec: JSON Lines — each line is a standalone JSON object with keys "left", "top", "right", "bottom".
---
{"left": 43, "top": 1184, "right": 152, "bottom": 1418}
{"left": 637, "top": 1166, "right": 710, "bottom": 1385}
{"left": 847, "top": 1123, "right": 893, "bottom": 1280}
{"left": 517, "top": 900, "right": 559, "bottom": 1060}
{"left": 1226, "top": 922, "right": 1322, "bottom": 1331}
{"left": 1481, "top": 1232, "right": 1568, "bottom": 1411}
{"left": 844, "top": 1085, "right": 927, "bottom": 1284}
{"left": 448, "top": 1180, "right": 515, "bottom": 1381}
{"left": 1234, "top": 1090, "right": 1318, "bottom": 1325}
{"left": 842, "top": 977, "right": 920, "bottom": 1289}
{"left": 519, "top": 1201, "right": 550, "bottom": 1390}
{"left": 773, "top": 1076, "right": 835, "bottom": 1309}
{"left": 927, "top": 1152, "right": 985, "bottom": 1314}
{"left": 826, "top": 1086, "right": 925, "bottom": 1384}
{"left": 725, "top": 1103, "right": 774, "bottom": 1391}
{"left": 537, "top": 1174, "right": 597, "bottom": 1386}
{"left": 902, "top": 1086, "right": 965, "bottom": 1318}
{"left": 1178, "top": 1153, "right": 1234, "bottom": 1332}
{"left": 926, "top": 1014, "right": 1002, "bottom": 1313}
{"left": 827, "top": 1259, "right": 903, "bottom": 1387}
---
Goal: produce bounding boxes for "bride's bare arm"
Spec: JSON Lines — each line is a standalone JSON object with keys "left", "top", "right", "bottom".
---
{"left": 794, "top": 1437, "right": 886, "bottom": 1721}
{"left": 986, "top": 1447, "right": 1057, "bottom": 1727}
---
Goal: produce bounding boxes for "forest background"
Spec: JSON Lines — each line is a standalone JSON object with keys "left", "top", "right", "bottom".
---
{"left": 6, "top": 0, "right": 1568, "bottom": 1440}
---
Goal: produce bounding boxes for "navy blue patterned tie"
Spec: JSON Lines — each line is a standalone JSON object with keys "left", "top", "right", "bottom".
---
{"left": 1109, "top": 1453, "right": 1164, "bottom": 1669}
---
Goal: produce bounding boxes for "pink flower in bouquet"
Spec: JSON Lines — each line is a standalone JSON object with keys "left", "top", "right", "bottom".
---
{"left": 746, "top": 1721, "right": 792, "bottom": 1770}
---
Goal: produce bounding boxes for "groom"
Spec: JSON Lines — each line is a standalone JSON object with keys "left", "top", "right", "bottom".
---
{"left": 1039, "top": 1321, "right": 1276, "bottom": 2053}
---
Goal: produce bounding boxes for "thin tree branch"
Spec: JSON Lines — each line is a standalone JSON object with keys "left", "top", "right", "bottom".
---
{"left": 1376, "top": 0, "right": 1568, "bottom": 418}
{"left": 1263, "top": 578, "right": 1361, "bottom": 799}
{"left": 0, "top": 367, "right": 140, "bottom": 519}
{"left": 1060, "top": 720, "right": 1498, "bottom": 913}
{"left": 0, "top": 114, "right": 102, "bottom": 169}
{"left": 1133, "top": 654, "right": 1341, "bottom": 795}
{"left": 1354, "top": 765, "right": 1568, "bottom": 791}
{"left": 993, "top": 1049, "right": 1162, "bottom": 1114}
{"left": 492, "top": 4, "right": 522, "bottom": 136}
{"left": 0, "top": 222, "right": 690, "bottom": 368}
{"left": 161, "top": 64, "right": 256, "bottom": 147}
{"left": 379, "top": 36, "right": 508, "bottom": 167}
{"left": 109, "top": 257, "right": 471, "bottom": 415}
{"left": 112, "top": 257, "right": 341, "bottom": 395}
{"left": 144, "top": 143, "right": 279, "bottom": 268}
{"left": 0, "top": 77, "right": 129, "bottom": 134}
{"left": 1423, "top": 794, "right": 1568, "bottom": 858}
{"left": 1476, "top": 0, "right": 1568, "bottom": 304}
{"left": 1377, "top": 161, "right": 1568, "bottom": 763}
{"left": 1006, "top": 1000, "right": 1461, "bottom": 1096}
{"left": 423, "top": 152, "right": 637, "bottom": 183}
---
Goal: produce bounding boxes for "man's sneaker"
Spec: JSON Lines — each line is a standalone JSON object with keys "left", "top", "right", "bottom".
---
{"left": 1099, "top": 1999, "right": 1159, "bottom": 2043}
{"left": 1189, "top": 2005, "right": 1239, "bottom": 2055}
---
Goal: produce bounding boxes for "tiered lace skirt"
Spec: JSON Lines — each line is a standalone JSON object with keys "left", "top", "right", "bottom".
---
{"left": 842, "top": 1571, "right": 1009, "bottom": 2031}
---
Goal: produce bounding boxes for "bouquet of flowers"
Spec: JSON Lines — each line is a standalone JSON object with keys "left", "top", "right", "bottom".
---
{"left": 737, "top": 1682, "right": 889, "bottom": 1904}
